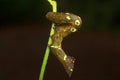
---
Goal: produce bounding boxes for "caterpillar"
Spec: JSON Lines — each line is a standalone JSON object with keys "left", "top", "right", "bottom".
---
{"left": 46, "top": 12, "right": 82, "bottom": 77}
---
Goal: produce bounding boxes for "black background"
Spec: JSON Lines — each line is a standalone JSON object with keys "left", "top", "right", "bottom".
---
{"left": 0, "top": 0, "right": 120, "bottom": 80}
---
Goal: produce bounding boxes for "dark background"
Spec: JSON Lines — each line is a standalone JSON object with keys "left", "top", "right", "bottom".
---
{"left": 0, "top": 0, "right": 120, "bottom": 80}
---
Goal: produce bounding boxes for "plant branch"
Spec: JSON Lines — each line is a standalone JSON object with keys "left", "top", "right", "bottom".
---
{"left": 39, "top": 0, "right": 57, "bottom": 80}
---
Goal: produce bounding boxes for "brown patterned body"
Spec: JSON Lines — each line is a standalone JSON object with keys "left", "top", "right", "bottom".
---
{"left": 46, "top": 12, "right": 82, "bottom": 77}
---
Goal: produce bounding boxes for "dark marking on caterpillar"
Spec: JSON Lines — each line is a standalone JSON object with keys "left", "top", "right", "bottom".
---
{"left": 46, "top": 12, "right": 82, "bottom": 77}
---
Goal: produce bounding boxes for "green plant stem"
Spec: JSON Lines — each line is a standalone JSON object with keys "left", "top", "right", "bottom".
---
{"left": 39, "top": 0, "right": 57, "bottom": 80}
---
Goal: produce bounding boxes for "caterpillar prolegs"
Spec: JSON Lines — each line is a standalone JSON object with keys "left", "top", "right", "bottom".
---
{"left": 46, "top": 12, "right": 82, "bottom": 77}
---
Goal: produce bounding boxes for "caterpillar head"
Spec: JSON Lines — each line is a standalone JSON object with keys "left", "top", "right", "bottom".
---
{"left": 46, "top": 12, "right": 82, "bottom": 32}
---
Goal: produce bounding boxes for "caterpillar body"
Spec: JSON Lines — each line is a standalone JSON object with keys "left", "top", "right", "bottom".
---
{"left": 46, "top": 12, "right": 82, "bottom": 77}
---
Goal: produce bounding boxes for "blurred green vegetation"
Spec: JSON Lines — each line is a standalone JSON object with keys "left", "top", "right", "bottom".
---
{"left": 0, "top": 0, "right": 119, "bottom": 31}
